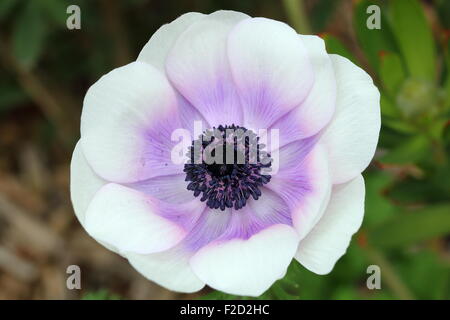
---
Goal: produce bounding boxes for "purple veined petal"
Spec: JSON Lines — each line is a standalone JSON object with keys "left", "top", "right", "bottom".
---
{"left": 189, "top": 224, "right": 299, "bottom": 297}
{"left": 270, "top": 35, "right": 336, "bottom": 148}
{"left": 267, "top": 141, "right": 332, "bottom": 240}
{"left": 182, "top": 207, "right": 233, "bottom": 252}
{"left": 127, "top": 246, "right": 205, "bottom": 293}
{"left": 81, "top": 61, "right": 185, "bottom": 183}
{"left": 215, "top": 188, "right": 292, "bottom": 241}
{"left": 320, "top": 55, "right": 381, "bottom": 184}
{"left": 227, "top": 18, "right": 314, "bottom": 130}
{"left": 129, "top": 174, "right": 195, "bottom": 205}
{"left": 295, "top": 174, "right": 365, "bottom": 274}
{"left": 179, "top": 188, "right": 291, "bottom": 252}
{"left": 84, "top": 183, "right": 204, "bottom": 255}
{"left": 176, "top": 93, "right": 210, "bottom": 137}
{"left": 166, "top": 11, "right": 250, "bottom": 127}
{"left": 137, "top": 12, "right": 211, "bottom": 136}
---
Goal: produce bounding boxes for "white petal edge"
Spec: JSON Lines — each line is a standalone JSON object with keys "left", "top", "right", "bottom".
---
{"left": 137, "top": 12, "right": 205, "bottom": 70}
{"left": 190, "top": 224, "right": 299, "bottom": 296}
{"left": 271, "top": 35, "right": 336, "bottom": 146}
{"left": 127, "top": 248, "right": 205, "bottom": 293}
{"left": 70, "top": 141, "right": 106, "bottom": 227}
{"left": 84, "top": 183, "right": 186, "bottom": 255}
{"left": 227, "top": 17, "right": 314, "bottom": 130}
{"left": 165, "top": 11, "right": 250, "bottom": 127}
{"left": 295, "top": 174, "right": 365, "bottom": 275}
{"left": 80, "top": 61, "right": 181, "bottom": 183}
{"left": 320, "top": 55, "right": 381, "bottom": 184}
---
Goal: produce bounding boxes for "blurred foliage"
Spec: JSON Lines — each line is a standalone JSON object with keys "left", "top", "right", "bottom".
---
{"left": 0, "top": 0, "right": 449, "bottom": 300}
{"left": 82, "top": 289, "right": 121, "bottom": 300}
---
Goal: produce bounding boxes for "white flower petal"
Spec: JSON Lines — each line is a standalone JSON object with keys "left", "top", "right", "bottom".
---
{"left": 70, "top": 141, "right": 106, "bottom": 226}
{"left": 190, "top": 224, "right": 299, "bottom": 296}
{"left": 295, "top": 174, "right": 365, "bottom": 274}
{"left": 137, "top": 12, "right": 205, "bottom": 70}
{"left": 271, "top": 35, "right": 336, "bottom": 146}
{"left": 227, "top": 18, "right": 314, "bottom": 130}
{"left": 127, "top": 247, "right": 205, "bottom": 293}
{"left": 269, "top": 142, "right": 332, "bottom": 240}
{"left": 166, "top": 11, "right": 249, "bottom": 127}
{"left": 130, "top": 174, "right": 195, "bottom": 204}
{"left": 85, "top": 183, "right": 186, "bottom": 255}
{"left": 81, "top": 61, "right": 182, "bottom": 183}
{"left": 321, "top": 55, "right": 380, "bottom": 184}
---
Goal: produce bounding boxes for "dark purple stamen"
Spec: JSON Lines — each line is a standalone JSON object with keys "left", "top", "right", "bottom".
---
{"left": 183, "top": 124, "right": 272, "bottom": 211}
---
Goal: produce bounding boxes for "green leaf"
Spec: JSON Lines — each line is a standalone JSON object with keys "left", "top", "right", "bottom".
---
{"left": 322, "top": 34, "right": 357, "bottom": 63}
{"left": 353, "top": 0, "right": 398, "bottom": 72}
{"left": 369, "top": 204, "right": 450, "bottom": 249}
{"left": 379, "top": 52, "right": 406, "bottom": 97}
{"left": 389, "top": 0, "right": 436, "bottom": 81}
{"left": 12, "top": 1, "right": 48, "bottom": 69}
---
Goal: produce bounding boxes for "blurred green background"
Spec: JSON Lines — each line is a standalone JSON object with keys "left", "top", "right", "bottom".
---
{"left": 0, "top": 0, "right": 449, "bottom": 300}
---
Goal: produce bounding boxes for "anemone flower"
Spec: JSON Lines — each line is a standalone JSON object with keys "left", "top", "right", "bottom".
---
{"left": 70, "top": 10, "right": 380, "bottom": 296}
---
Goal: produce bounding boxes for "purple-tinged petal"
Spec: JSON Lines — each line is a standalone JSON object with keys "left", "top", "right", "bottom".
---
{"left": 267, "top": 141, "right": 331, "bottom": 240}
{"left": 227, "top": 18, "right": 314, "bottom": 130}
{"left": 217, "top": 189, "right": 292, "bottom": 241}
{"left": 180, "top": 190, "right": 291, "bottom": 252}
{"left": 190, "top": 224, "right": 299, "bottom": 296}
{"left": 130, "top": 174, "right": 196, "bottom": 205}
{"left": 81, "top": 61, "right": 183, "bottom": 183}
{"left": 166, "top": 11, "right": 249, "bottom": 127}
{"left": 320, "top": 55, "right": 381, "bottom": 184}
{"left": 84, "top": 183, "right": 203, "bottom": 255}
{"left": 295, "top": 174, "right": 365, "bottom": 274}
{"left": 271, "top": 35, "right": 336, "bottom": 147}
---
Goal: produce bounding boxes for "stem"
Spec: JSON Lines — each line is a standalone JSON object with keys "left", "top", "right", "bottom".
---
{"left": 281, "top": 0, "right": 311, "bottom": 34}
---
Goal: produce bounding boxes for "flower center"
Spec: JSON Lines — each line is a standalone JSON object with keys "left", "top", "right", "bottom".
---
{"left": 184, "top": 125, "right": 272, "bottom": 211}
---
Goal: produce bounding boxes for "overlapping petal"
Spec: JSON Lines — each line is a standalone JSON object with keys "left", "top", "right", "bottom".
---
{"left": 320, "top": 55, "right": 380, "bottom": 184}
{"left": 70, "top": 141, "right": 106, "bottom": 226}
{"left": 271, "top": 35, "right": 336, "bottom": 147}
{"left": 137, "top": 12, "right": 205, "bottom": 70}
{"left": 127, "top": 247, "right": 205, "bottom": 293}
{"left": 81, "top": 61, "right": 183, "bottom": 183}
{"left": 190, "top": 224, "right": 299, "bottom": 296}
{"left": 166, "top": 11, "right": 249, "bottom": 127}
{"left": 84, "top": 183, "right": 192, "bottom": 255}
{"left": 295, "top": 175, "right": 365, "bottom": 274}
{"left": 227, "top": 18, "right": 314, "bottom": 130}
{"left": 267, "top": 140, "right": 331, "bottom": 240}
